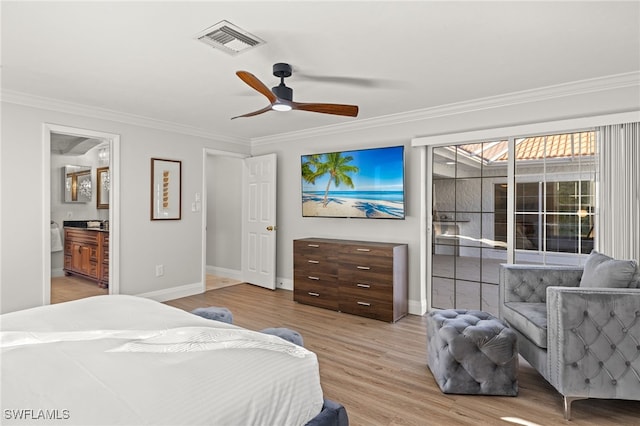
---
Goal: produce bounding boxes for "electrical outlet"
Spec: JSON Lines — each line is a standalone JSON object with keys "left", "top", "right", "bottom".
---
{"left": 155, "top": 264, "right": 164, "bottom": 277}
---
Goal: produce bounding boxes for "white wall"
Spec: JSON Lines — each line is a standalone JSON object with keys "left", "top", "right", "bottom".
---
{"left": 206, "top": 155, "right": 242, "bottom": 274}
{"left": 0, "top": 101, "right": 249, "bottom": 313}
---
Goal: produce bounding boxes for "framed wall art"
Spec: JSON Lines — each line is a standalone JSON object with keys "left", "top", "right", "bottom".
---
{"left": 151, "top": 158, "right": 182, "bottom": 220}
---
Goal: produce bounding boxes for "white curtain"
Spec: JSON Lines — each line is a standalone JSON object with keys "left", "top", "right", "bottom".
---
{"left": 597, "top": 122, "right": 640, "bottom": 262}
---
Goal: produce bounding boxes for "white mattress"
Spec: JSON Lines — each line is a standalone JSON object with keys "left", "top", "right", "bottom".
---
{"left": 0, "top": 295, "right": 324, "bottom": 425}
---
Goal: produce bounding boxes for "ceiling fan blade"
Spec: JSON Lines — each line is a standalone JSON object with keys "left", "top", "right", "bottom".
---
{"left": 236, "top": 71, "right": 277, "bottom": 104}
{"left": 231, "top": 105, "right": 273, "bottom": 120}
{"left": 291, "top": 102, "right": 359, "bottom": 117}
{"left": 295, "top": 72, "right": 386, "bottom": 88}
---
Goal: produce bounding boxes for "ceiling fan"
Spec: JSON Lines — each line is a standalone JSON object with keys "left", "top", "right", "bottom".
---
{"left": 231, "top": 63, "right": 359, "bottom": 119}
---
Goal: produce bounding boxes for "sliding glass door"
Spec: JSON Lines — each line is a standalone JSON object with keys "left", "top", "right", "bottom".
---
{"left": 429, "top": 131, "right": 596, "bottom": 315}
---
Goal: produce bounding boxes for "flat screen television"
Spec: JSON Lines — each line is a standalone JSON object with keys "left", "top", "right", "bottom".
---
{"left": 301, "top": 145, "right": 405, "bottom": 219}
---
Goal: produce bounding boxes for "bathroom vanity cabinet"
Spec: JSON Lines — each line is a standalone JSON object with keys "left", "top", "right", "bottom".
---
{"left": 63, "top": 227, "right": 109, "bottom": 288}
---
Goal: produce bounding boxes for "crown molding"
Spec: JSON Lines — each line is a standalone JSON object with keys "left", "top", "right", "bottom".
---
{"left": 3, "top": 71, "right": 638, "bottom": 149}
{"left": 0, "top": 89, "right": 251, "bottom": 146}
{"left": 250, "top": 71, "right": 640, "bottom": 146}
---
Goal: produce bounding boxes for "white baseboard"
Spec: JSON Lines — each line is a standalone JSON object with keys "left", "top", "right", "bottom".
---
{"left": 205, "top": 265, "right": 243, "bottom": 282}
{"left": 137, "top": 281, "right": 203, "bottom": 303}
{"left": 207, "top": 266, "right": 293, "bottom": 291}
{"left": 408, "top": 298, "right": 427, "bottom": 316}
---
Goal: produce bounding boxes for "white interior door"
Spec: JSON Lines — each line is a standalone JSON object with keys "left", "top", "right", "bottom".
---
{"left": 241, "top": 154, "right": 277, "bottom": 289}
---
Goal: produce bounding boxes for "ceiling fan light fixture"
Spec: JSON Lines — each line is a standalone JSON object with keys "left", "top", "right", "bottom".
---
{"left": 272, "top": 103, "right": 292, "bottom": 112}
{"left": 231, "top": 65, "right": 359, "bottom": 119}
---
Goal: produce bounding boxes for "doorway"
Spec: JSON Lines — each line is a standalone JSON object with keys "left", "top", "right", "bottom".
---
{"left": 43, "top": 124, "right": 120, "bottom": 305}
{"left": 202, "top": 150, "right": 277, "bottom": 291}
{"left": 203, "top": 150, "right": 246, "bottom": 291}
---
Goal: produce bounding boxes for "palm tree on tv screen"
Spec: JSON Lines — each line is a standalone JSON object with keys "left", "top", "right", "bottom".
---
{"left": 301, "top": 154, "right": 322, "bottom": 184}
{"left": 303, "top": 152, "right": 359, "bottom": 207}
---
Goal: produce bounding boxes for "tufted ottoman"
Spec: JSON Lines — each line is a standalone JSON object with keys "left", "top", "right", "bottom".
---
{"left": 260, "top": 327, "right": 304, "bottom": 346}
{"left": 426, "top": 309, "right": 518, "bottom": 396}
{"left": 191, "top": 306, "right": 233, "bottom": 324}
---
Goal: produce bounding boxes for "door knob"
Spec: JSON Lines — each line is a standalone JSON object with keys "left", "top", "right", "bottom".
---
{"left": 266, "top": 226, "right": 277, "bottom": 231}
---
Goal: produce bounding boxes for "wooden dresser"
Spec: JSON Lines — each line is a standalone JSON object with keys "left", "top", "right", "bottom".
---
{"left": 63, "top": 228, "right": 109, "bottom": 288}
{"left": 294, "top": 238, "right": 408, "bottom": 322}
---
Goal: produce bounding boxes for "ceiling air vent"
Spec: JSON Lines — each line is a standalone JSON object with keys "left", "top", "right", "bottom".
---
{"left": 195, "top": 20, "right": 265, "bottom": 55}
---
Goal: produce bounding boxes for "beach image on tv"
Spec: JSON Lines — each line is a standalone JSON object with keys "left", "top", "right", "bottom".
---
{"left": 301, "top": 145, "right": 405, "bottom": 219}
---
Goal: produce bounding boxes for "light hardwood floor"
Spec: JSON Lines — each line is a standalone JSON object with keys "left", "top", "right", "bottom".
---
{"left": 50, "top": 275, "right": 107, "bottom": 304}
{"left": 165, "top": 284, "right": 640, "bottom": 426}
{"left": 50, "top": 274, "right": 239, "bottom": 304}
{"left": 205, "top": 274, "right": 243, "bottom": 291}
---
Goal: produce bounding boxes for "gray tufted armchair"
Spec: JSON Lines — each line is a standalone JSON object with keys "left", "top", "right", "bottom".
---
{"left": 499, "top": 263, "right": 640, "bottom": 420}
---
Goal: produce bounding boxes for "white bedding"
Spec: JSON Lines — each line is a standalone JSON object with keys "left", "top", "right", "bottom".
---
{"left": 0, "top": 295, "right": 324, "bottom": 425}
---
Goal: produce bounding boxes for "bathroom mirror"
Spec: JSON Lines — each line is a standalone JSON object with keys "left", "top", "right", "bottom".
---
{"left": 64, "top": 165, "right": 92, "bottom": 203}
{"left": 96, "top": 167, "right": 110, "bottom": 209}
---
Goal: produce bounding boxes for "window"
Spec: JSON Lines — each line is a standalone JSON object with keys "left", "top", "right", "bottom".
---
{"left": 495, "top": 180, "right": 594, "bottom": 253}
{"left": 513, "top": 131, "right": 596, "bottom": 263}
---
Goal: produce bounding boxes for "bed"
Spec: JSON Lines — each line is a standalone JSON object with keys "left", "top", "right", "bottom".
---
{"left": 0, "top": 295, "right": 348, "bottom": 425}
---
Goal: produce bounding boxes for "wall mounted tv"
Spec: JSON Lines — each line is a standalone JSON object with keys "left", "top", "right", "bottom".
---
{"left": 301, "top": 145, "right": 405, "bottom": 219}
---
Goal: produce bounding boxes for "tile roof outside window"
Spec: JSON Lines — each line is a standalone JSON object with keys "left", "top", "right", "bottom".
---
{"left": 454, "top": 131, "right": 596, "bottom": 164}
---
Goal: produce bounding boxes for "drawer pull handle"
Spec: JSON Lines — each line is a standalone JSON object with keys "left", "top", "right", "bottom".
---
{"left": 357, "top": 283, "right": 370, "bottom": 288}
{"left": 308, "top": 244, "right": 320, "bottom": 248}
{"left": 357, "top": 266, "right": 370, "bottom": 270}
{"left": 307, "top": 260, "right": 319, "bottom": 264}
{"left": 356, "top": 248, "right": 371, "bottom": 252}
{"left": 308, "top": 292, "right": 320, "bottom": 297}
{"left": 357, "top": 302, "right": 371, "bottom": 306}
{"left": 308, "top": 276, "right": 320, "bottom": 280}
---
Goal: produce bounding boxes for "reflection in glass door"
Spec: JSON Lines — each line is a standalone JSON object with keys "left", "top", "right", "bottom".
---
{"left": 431, "top": 142, "right": 509, "bottom": 316}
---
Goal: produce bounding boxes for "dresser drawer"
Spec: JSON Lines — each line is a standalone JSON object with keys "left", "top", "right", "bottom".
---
{"left": 294, "top": 239, "right": 338, "bottom": 255}
{"left": 339, "top": 243, "right": 394, "bottom": 258}
{"left": 294, "top": 281, "right": 338, "bottom": 310}
{"left": 338, "top": 298, "right": 394, "bottom": 322}
{"left": 338, "top": 280, "right": 392, "bottom": 301}
{"left": 294, "top": 254, "right": 337, "bottom": 275}
{"left": 339, "top": 260, "right": 394, "bottom": 285}
{"left": 295, "top": 270, "right": 337, "bottom": 286}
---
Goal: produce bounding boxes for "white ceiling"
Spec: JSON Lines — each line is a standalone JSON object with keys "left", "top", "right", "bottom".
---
{"left": 50, "top": 133, "right": 103, "bottom": 156}
{"left": 2, "top": 1, "right": 639, "bottom": 143}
